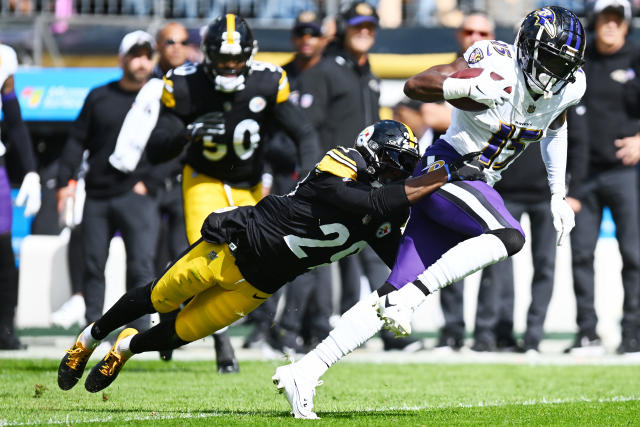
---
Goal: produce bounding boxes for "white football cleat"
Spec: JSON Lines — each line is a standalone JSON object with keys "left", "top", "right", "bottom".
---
{"left": 51, "top": 294, "right": 86, "bottom": 329}
{"left": 375, "top": 294, "right": 413, "bottom": 338}
{"left": 273, "top": 364, "right": 322, "bottom": 419}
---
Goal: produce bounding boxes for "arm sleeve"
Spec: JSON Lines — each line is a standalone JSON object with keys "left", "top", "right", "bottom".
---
{"left": 539, "top": 122, "right": 568, "bottom": 197}
{"left": 312, "top": 173, "right": 410, "bottom": 217}
{"left": 146, "top": 108, "right": 188, "bottom": 163}
{"left": 56, "top": 94, "right": 93, "bottom": 187}
{"left": 271, "top": 99, "right": 321, "bottom": 172}
{"left": 1, "top": 91, "right": 36, "bottom": 173}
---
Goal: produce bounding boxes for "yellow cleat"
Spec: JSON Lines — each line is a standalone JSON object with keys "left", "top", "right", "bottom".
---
{"left": 57, "top": 329, "right": 97, "bottom": 391}
{"left": 84, "top": 328, "right": 138, "bottom": 393}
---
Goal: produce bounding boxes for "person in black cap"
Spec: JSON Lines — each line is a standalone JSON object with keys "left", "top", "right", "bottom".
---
{"left": 255, "top": 10, "right": 333, "bottom": 354}
{"left": 566, "top": 0, "right": 640, "bottom": 355}
{"left": 296, "top": 1, "right": 423, "bottom": 352}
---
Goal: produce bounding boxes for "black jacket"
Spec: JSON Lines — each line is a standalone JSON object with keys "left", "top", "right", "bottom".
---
{"left": 297, "top": 48, "right": 380, "bottom": 152}
{"left": 57, "top": 81, "right": 157, "bottom": 198}
{"left": 567, "top": 39, "right": 640, "bottom": 197}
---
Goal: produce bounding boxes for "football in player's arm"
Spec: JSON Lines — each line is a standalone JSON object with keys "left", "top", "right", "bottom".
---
{"left": 274, "top": 6, "right": 586, "bottom": 419}
{"left": 55, "top": 119, "right": 485, "bottom": 393}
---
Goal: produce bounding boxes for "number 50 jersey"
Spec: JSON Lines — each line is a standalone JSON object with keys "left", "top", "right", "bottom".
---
{"left": 200, "top": 147, "right": 410, "bottom": 294}
{"left": 160, "top": 61, "right": 317, "bottom": 187}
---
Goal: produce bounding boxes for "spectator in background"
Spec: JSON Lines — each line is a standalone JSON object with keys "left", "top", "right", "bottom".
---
{"left": 297, "top": 1, "right": 422, "bottom": 351}
{"left": 566, "top": 0, "right": 640, "bottom": 355}
{"left": 56, "top": 30, "right": 160, "bottom": 336}
{"left": 0, "top": 42, "right": 41, "bottom": 349}
{"left": 262, "top": 10, "right": 332, "bottom": 354}
{"left": 416, "top": 10, "right": 495, "bottom": 352}
{"left": 471, "top": 146, "right": 556, "bottom": 354}
{"left": 145, "top": 22, "right": 193, "bottom": 361}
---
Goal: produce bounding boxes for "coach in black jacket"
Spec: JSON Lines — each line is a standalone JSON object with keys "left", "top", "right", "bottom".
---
{"left": 56, "top": 31, "right": 160, "bottom": 331}
{"left": 566, "top": 0, "right": 640, "bottom": 355}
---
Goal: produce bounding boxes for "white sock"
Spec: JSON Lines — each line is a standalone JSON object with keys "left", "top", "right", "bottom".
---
{"left": 296, "top": 291, "right": 383, "bottom": 382}
{"left": 395, "top": 234, "right": 509, "bottom": 311}
{"left": 116, "top": 335, "right": 135, "bottom": 358}
{"left": 79, "top": 323, "right": 99, "bottom": 349}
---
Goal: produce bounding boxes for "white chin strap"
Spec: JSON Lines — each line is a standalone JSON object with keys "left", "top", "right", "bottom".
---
{"left": 214, "top": 74, "right": 246, "bottom": 92}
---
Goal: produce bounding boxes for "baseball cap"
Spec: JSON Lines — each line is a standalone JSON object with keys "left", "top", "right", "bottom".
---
{"left": 119, "top": 30, "right": 155, "bottom": 56}
{"left": 593, "top": 0, "right": 632, "bottom": 22}
{"left": 293, "top": 10, "right": 323, "bottom": 37}
{"left": 341, "top": 1, "right": 379, "bottom": 27}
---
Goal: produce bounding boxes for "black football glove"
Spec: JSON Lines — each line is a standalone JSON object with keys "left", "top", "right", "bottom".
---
{"left": 445, "top": 151, "right": 487, "bottom": 182}
{"left": 186, "top": 111, "right": 226, "bottom": 144}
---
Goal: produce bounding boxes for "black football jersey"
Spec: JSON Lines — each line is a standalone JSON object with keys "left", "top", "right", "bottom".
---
{"left": 160, "top": 61, "right": 290, "bottom": 186}
{"left": 201, "top": 147, "right": 410, "bottom": 293}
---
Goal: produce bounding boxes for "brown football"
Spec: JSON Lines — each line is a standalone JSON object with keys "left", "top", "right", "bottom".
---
{"left": 447, "top": 68, "right": 512, "bottom": 111}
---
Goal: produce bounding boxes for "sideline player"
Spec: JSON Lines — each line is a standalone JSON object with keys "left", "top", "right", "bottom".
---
{"left": 55, "top": 120, "right": 485, "bottom": 393}
{"left": 274, "top": 6, "right": 586, "bottom": 419}
{"left": 0, "top": 43, "right": 41, "bottom": 349}
{"left": 146, "top": 14, "right": 321, "bottom": 372}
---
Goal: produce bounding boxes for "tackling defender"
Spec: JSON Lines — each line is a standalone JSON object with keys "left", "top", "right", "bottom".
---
{"left": 274, "top": 6, "right": 586, "bottom": 419}
{"left": 56, "top": 119, "right": 485, "bottom": 393}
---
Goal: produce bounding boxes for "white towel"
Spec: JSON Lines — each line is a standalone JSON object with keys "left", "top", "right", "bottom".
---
{"left": 109, "top": 78, "right": 164, "bottom": 172}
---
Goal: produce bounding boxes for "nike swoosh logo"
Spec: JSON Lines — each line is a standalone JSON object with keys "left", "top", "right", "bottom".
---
{"left": 252, "top": 294, "right": 268, "bottom": 300}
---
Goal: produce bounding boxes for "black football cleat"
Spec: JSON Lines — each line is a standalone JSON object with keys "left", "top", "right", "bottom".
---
{"left": 58, "top": 333, "right": 97, "bottom": 390}
{"left": 85, "top": 328, "right": 137, "bottom": 393}
{"left": 214, "top": 332, "right": 239, "bottom": 374}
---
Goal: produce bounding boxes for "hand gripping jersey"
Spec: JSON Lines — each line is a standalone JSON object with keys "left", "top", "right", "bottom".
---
{"left": 442, "top": 39, "right": 586, "bottom": 186}
{"left": 0, "top": 44, "right": 18, "bottom": 156}
{"left": 200, "top": 147, "right": 409, "bottom": 293}
{"left": 160, "top": 61, "right": 290, "bottom": 187}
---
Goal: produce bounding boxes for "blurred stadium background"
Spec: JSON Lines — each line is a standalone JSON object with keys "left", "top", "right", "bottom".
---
{"left": 1, "top": 0, "right": 638, "bottom": 353}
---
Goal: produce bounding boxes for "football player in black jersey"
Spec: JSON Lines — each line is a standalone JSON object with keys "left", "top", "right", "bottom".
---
{"left": 146, "top": 14, "right": 321, "bottom": 372}
{"left": 56, "top": 120, "right": 484, "bottom": 394}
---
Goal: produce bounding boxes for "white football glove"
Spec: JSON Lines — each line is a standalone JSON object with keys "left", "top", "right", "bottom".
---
{"left": 443, "top": 69, "right": 511, "bottom": 109}
{"left": 550, "top": 194, "right": 575, "bottom": 246}
{"left": 15, "top": 171, "right": 41, "bottom": 217}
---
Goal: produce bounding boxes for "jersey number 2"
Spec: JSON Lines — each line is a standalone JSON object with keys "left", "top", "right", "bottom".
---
{"left": 284, "top": 223, "right": 367, "bottom": 269}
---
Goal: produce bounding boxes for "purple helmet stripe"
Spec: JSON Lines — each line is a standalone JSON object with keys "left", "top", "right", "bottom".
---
{"left": 566, "top": 17, "right": 574, "bottom": 48}
{"left": 574, "top": 18, "right": 583, "bottom": 49}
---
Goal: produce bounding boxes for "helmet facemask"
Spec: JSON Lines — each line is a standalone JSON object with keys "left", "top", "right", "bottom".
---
{"left": 355, "top": 120, "right": 420, "bottom": 186}
{"left": 516, "top": 6, "right": 586, "bottom": 99}
{"left": 202, "top": 14, "right": 258, "bottom": 92}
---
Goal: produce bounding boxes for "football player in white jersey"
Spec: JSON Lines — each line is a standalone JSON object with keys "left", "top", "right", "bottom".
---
{"left": 274, "top": 6, "right": 586, "bottom": 419}
{"left": 0, "top": 43, "right": 41, "bottom": 349}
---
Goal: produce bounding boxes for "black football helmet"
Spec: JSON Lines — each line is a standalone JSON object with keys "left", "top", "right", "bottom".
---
{"left": 516, "top": 6, "right": 586, "bottom": 97}
{"left": 201, "top": 14, "right": 258, "bottom": 92}
{"left": 354, "top": 120, "right": 420, "bottom": 185}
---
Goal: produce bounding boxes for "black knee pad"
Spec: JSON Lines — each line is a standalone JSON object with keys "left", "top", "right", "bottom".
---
{"left": 488, "top": 228, "right": 525, "bottom": 256}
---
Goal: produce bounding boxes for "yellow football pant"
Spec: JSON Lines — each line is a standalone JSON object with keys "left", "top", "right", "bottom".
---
{"left": 182, "top": 164, "right": 262, "bottom": 244}
{"left": 150, "top": 240, "right": 271, "bottom": 342}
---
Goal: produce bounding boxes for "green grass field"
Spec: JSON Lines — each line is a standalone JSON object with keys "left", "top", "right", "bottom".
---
{"left": 1, "top": 359, "right": 639, "bottom": 425}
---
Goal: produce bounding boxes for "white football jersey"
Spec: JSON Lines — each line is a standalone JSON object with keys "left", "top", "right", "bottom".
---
{"left": 441, "top": 39, "right": 586, "bottom": 186}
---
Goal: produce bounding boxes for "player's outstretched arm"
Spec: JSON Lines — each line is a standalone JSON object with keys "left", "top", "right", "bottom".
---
{"left": 403, "top": 152, "right": 486, "bottom": 204}
{"left": 404, "top": 57, "right": 469, "bottom": 103}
